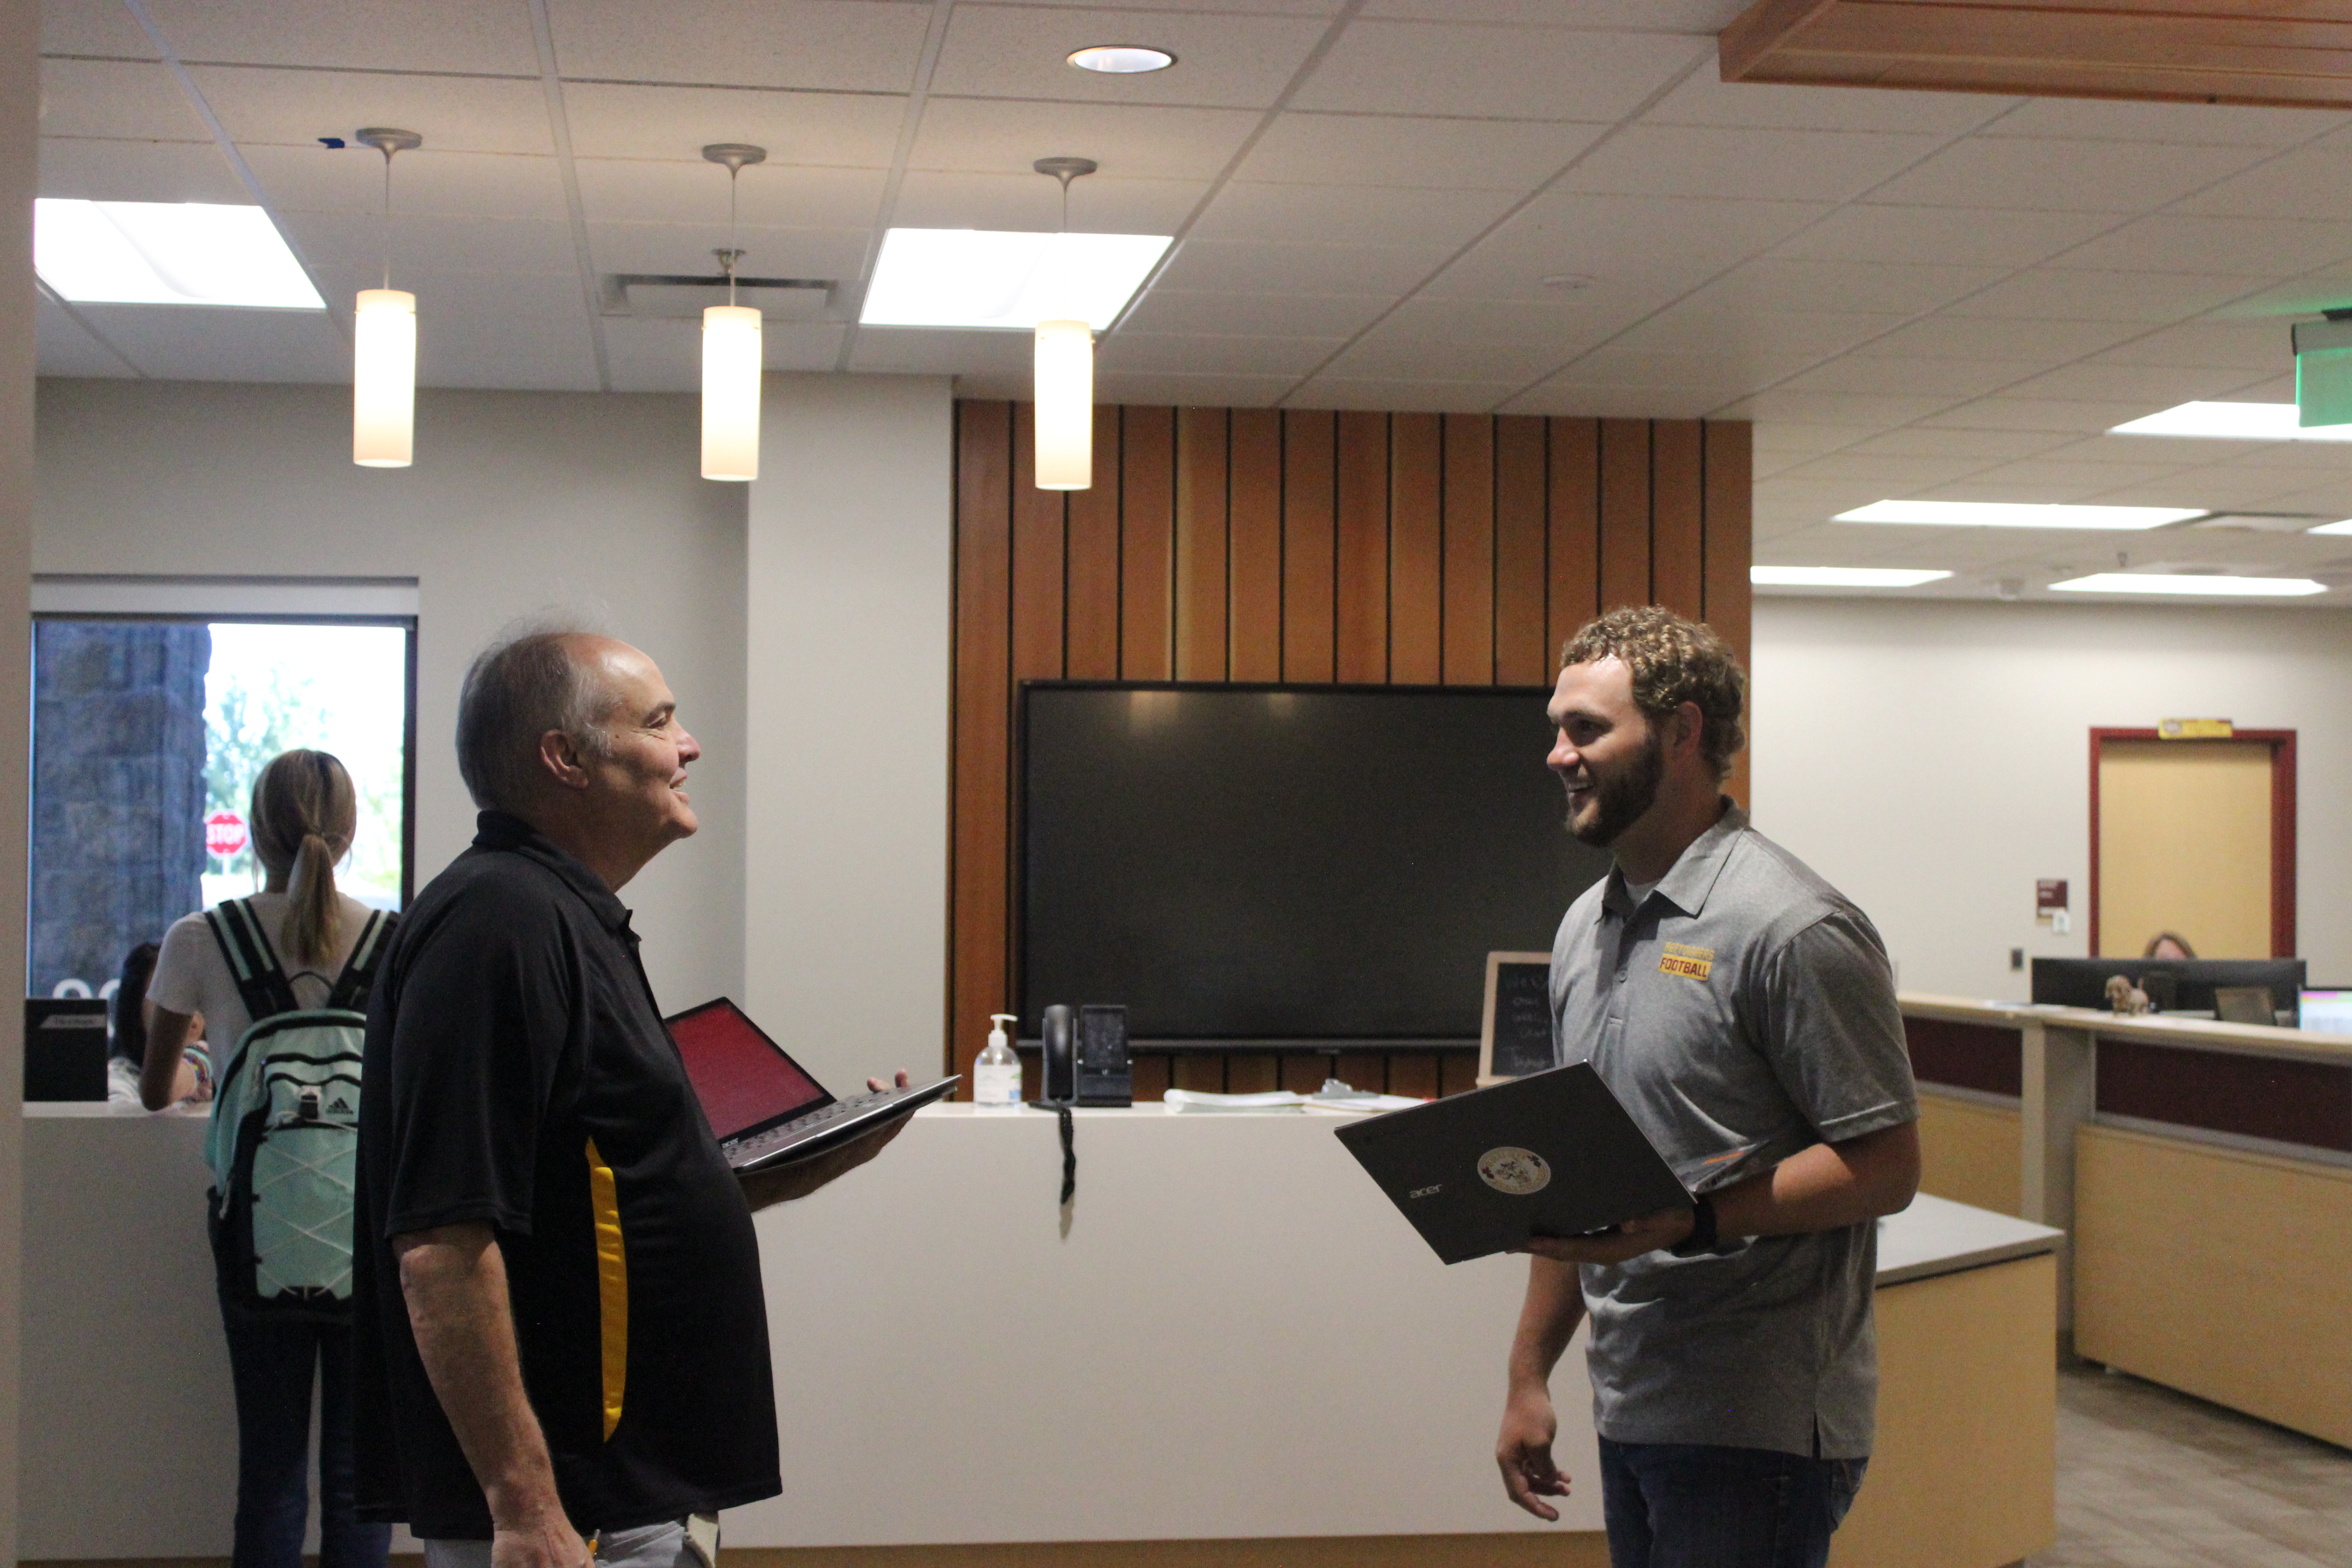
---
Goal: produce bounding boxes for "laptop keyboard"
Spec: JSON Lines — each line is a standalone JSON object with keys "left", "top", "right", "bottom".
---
{"left": 724, "top": 1088, "right": 890, "bottom": 1161}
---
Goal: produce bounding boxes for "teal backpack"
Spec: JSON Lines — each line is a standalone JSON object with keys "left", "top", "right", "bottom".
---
{"left": 203, "top": 897, "right": 395, "bottom": 1320}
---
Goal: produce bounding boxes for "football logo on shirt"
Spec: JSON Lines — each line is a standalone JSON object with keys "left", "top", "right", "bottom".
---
{"left": 1659, "top": 941, "right": 1714, "bottom": 981}
{"left": 1477, "top": 1147, "right": 1552, "bottom": 1196}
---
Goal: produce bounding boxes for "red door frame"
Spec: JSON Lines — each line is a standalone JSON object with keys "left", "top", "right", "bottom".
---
{"left": 2088, "top": 728, "right": 2297, "bottom": 959}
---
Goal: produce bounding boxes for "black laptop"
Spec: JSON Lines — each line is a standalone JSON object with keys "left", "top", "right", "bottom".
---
{"left": 666, "top": 998, "right": 958, "bottom": 1174}
{"left": 1333, "top": 1063, "right": 1690, "bottom": 1264}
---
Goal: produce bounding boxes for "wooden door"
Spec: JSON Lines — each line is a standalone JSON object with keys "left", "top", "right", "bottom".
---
{"left": 2091, "top": 730, "right": 2296, "bottom": 959}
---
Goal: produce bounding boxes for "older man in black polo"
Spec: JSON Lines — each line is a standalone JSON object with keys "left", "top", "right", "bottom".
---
{"left": 353, "top": 629, "right": 904, "bottom": 1568}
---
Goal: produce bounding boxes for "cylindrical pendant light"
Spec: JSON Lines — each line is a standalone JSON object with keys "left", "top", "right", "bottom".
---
{"left": 1033, "top": 157, "right": 1100, "bottom": 491}
{"left": 702, "top": 304, "right": 762, "bottom": 481}
{"left": 701, "top": 143, "right": 768, "bottom": 482}
{"left": 353, "top": 289, "right": 416, "bottom": 467}
{"left": 353, "top": 128, "right": 422, "bottom": 469}
{"left": 1034, "top": 318, "right": 1093, "bottom": 489}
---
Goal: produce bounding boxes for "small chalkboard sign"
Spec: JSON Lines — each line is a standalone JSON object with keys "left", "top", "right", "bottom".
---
{"left": 1478, "top": 951, "right": 1556, "bottom": 1086}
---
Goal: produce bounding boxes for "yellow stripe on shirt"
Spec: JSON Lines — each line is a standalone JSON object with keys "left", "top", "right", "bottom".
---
{"left": 585, "top": 1137, "right": 627, "bottom": 1440}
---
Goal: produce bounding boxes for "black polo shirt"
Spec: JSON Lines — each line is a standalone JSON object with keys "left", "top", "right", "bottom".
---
{"left": 353, "top": 811, "right": 780, "bottom": 1538}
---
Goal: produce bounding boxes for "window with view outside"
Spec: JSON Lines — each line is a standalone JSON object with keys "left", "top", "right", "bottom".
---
{"left": 29, "top": 619, "right": 409, "bottom": 1003}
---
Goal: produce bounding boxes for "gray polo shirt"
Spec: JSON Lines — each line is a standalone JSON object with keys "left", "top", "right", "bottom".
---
{"left": 1548, "top": 803, "right": 1915, "bottom": 1459}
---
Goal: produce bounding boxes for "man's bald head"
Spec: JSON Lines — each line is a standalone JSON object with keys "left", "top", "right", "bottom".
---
{"left": 456, "top": 627, "right": 630, "bottom": 814}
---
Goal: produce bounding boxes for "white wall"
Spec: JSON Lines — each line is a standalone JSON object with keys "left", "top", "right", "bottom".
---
{"left": 1750, "top": 596, "right": 2352, "bottom": 1004}
{"left": 744, "top": 374, "right": 952, "bottom": 1091}
{"left": 34, "top": 378, "right": 749, "bottom": 1008}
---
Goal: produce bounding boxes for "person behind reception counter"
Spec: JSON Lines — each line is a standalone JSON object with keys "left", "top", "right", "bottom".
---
{"left": 108, "top": 940, "right": 207, "bottom": 1107}
{"left": 1494, "top": 608, "right": 1921, "bottom": 1568}
{"left": 354, "top": 627, "right": 911, "bottom": 1568}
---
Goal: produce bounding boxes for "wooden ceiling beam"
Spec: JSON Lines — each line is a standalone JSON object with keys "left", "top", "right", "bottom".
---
{"left": 1722, "top": 0, "right": 2352, "bottom": 110}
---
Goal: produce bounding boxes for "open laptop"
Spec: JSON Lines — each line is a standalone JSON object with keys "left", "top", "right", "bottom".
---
{"left": 1333, "top": 1063, "right": 1690, "bottom": 1264}
{"left": 666, "top": 998, "right": 958, "bottom": 1174}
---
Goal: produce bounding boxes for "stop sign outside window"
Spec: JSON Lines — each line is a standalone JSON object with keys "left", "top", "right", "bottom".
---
{"left": 206, "top": 810, "right": 249, "bottom": 859}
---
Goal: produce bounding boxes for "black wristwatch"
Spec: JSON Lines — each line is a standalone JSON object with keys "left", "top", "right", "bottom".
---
{"left": 1670, "top": 1193, "right": 1719, "bottom": 1258}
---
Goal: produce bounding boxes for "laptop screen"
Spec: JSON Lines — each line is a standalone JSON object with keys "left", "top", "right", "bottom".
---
{"left": 2302, "top": 990, "right": 2352, "bottom": 1037}
{"left": 666, "top": 998, "right": 830, "bottom": 1141}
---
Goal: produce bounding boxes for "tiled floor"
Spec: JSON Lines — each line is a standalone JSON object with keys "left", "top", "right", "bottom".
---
{"left": 2041, "top": 1361, "right": 2352, "bottom": 1567}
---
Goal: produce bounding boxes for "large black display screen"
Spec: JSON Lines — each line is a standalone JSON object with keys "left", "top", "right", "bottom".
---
{"left": 1020, "top": 683, "right": 1612, "bottom": 1045}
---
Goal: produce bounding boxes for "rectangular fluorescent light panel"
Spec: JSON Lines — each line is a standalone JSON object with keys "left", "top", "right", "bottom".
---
{"left": 2310, "top": 518, "right": 2352, "bottom": 535}
{"left": 1750, "top": 566, "right": 1953, "bottom": 588}
{"left": 34, "top": 199, "right": 323, "bottom": 309}
{"left": 2048, "top": 573, "right": 2327, "bottom": 597}
{"left": 858, "top": 229, "right": 1172, "bottom": 330}
{"left": 2108, "top": 402, "right": 2352, "bottom": 442}
{"left": 1835, "top": 500, "right": 2205, "bottom": 530}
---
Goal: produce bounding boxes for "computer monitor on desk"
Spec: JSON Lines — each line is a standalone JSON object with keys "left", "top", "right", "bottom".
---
{"left": 2302, "top": 990, "right": 2352, "bottom": 1036}
{"left": 2032, "top": 957, "right": 2306, "bottom": 1026}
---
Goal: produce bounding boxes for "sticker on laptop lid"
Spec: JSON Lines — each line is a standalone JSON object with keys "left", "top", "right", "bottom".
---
{"left": 1478, "top": 1146, "right": 1552, "bottom": 1196}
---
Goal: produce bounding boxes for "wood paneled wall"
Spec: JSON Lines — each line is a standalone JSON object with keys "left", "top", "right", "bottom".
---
{"left": 949, "top": 402, "right": 1754, "bottom": 1095}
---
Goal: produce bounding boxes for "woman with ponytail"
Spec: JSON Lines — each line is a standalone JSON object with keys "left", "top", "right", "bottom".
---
{"left": 145, "top": 749, "right": 392, "bottom": 1568}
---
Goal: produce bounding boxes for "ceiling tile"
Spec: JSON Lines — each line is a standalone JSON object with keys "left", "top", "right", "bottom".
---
{"left": 141, "top": 0, "right": 541, "bottom": 75}
{"left": 44, "top": 0, "right": 162, "bottom": 59}
{"left": 244, "top": 144, "right": 568, "bottom": 220}
{"left": 1688, "top": 257, "right": 2007, "bottom": 317}
{"left": 560, "top": 83, "right": 905, "bottom": 166}
{"left": 1093, "top": 372, "right": 1295, "bottom": 409}
{"left": 2085, "top": 319, "right": 2285, "bottom": 369}
{"left": 1019, "top": 0, "right": 1340, "bottom": 12}
{"left": 1119, "top": 289, "right": 1389, "bottom": 338}
{"left": 39, "top": 135, "right": 245, "bottom": 203}
{"left": 1642, "top": 69, "right": 2013, "bottom": 134}
{"left": 888, "top": 170, "right": 1204, "bottom": 233}
{"left": 1502, "top": 382, "right": 1730, "bottom": 418}
{"left": 1720, "top": 389, "right": 1964, "bottom": 425}
{"left": 2044, "top": 213, "right": 2352, "bottom": 278}
{"left": 1284, "top": 373, "right": 1515, "bottom": 412}
{"left": 1864, "top": 138, "right": 2271, "bottom": 214}
{"left": 905, "top": 98, "right": 1257, "bottom": 181}
{"left": 1843, "top": 427, "right": 2080, "bottom": 461}
{"left": 1361, "top": 2, "right": 1747, "bottom": 26}
{"left": 407, "top": 274, "right": 602, "bottom": 392}
{"left": 1772, "top": 453, "right": 1987, "bottom": 489}
{"left": 1982, "top": 98, "right": 2349, "bottom": 148}
{"left": 1544, "top": 344, "right": 1819, "bottom": 392}
{"left": 39, "top": 59, "right": 207, "bottom": 141}
{"left": 1290, "top": 21, "right": 1706, "bottom": 121}
{"left": 929, "top": 6, "right": 1330, "bottom": 109}
{"left": 1998, "top": 361, "right": 2270, "bottom": 407}
{"left": 1320, "top": 333, "right": 1563, "bottom": 383}
{"left": 1152, "top": 236, "right": 1449, "bottom": 294}
{"left": 585, "top": 221, "right": 871, "bottom": 280}
{"left": 190, "top": 66, "right": 555, "bottom": 155}
{"left": 1943, "top": 269, "right": 2262, "bottom": 323}
{"left": 1372, "top": 293, "right": 1618, "bottom": 346}
{"left": 1610, "top": 306, "right": 1907, "bottom": 361}
{"left": 70, "top": 302, "right": 348, "bottom": 383}
{"left": 847, "top": 325, "right": 1034, "bottom": 375}
{"left": 1235, "top": 113, "right": 1599, "bottom": 190}
{"left": 2204, "top": 272, "right": 2352, "bottom": 319}
{"left": 1190, "top": 181, "right": 1519, "bottom": 248}
{"left": 548, "top": 0, "right": 931, "bottom": 93}
{"left": 34, "top": 292, "right": 139, "bottom": 377}
{"left": 575, "top": 160, "right": 885, "bottom": 229}
{"left": 1776, "top": 357, "right": 2042, "bottom": 399}
{"left": 1770, "top": 202, "right": 2112, "bottom": 268}
{"left": 1095, "top": 331, "right": 1342, "bottom": 377}
{"left": 1558, "top": 125, "right": 1952, "bottom": 204}
{"left": 1847, "top": 315, "right": 2145, "bottom": 361}
{"left": 1914, "top": 397, "right": 2158, "bottom": 433}
{"left": 278, "top": 212, "right": 579, "bottom": 285}
{"left": 1426, "top": 192, "right": 1828, "bottom": 301}
{"left": 603, "top": 317, "right": 848, "bottom": 392}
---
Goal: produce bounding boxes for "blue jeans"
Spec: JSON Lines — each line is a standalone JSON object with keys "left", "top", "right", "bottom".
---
{"left": 216, "top": 1288, "right": 393, "bottom": 1568}
{"left": 1598, "top": 1437, "right": 1868, "bottom": 1568}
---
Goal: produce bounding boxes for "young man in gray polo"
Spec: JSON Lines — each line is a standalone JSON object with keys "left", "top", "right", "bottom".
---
{"left": 1492, "top": 606, "right": 1921, "bottom": 1568}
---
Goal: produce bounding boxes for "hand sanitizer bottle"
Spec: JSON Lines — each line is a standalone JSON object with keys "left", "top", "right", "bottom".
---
{"left": 975, "top": 1014, "right": 1021, "bottom": 1111}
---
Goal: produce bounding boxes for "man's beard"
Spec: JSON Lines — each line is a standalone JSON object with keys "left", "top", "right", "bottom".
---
{"left": 1565, "top": 729, "right": 1665, "bottom": 847}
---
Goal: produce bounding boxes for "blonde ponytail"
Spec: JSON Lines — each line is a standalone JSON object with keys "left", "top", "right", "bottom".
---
{"left": 250, "top": 750, "right": 358, "bottom": 968}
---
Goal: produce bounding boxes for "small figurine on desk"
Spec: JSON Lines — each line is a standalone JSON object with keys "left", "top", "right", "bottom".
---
{"left": 2105, "top": 973, "right": 2154, "bottom": 1016}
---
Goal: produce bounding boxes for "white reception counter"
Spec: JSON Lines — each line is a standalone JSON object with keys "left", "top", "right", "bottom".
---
{"left": 20, "top": 1102, "right": 2058, "bottom": 1564}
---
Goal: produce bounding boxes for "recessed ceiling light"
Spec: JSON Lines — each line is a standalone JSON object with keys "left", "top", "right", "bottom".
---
{"left": 1069, "top": 45, "right": 1175, "bottom": 74}
{"left": 1835, "top": 500, "right": 2205, "bottom": 530}
{"left": 2109, "top": 401, "right": 2352, "bottom": 441}
{"left": 34, "top": 198, "right": 323, "bottom": 309}
{"left": 859, "top": 228, "right": 1171, "bottom": 331}
{"left": 2309, "top": 518, "right": 2352, "bottom": 535}
{"left": 1750, "top": 566, "right": 1953, "bottom": 588}
{"left": 2048, "top": 573, "right": 2327, "bottom": 596}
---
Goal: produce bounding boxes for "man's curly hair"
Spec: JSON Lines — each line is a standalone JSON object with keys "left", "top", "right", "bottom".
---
{"left": 1559, "top": 607, "right": 1747, "bottom": 781}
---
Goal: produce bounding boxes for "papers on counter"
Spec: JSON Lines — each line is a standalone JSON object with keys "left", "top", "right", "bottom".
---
{"left": 1162, "top": 1080, "right": 1427, "bottom": 1114}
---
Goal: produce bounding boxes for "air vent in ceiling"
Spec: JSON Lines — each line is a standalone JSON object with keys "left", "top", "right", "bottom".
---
{"left": 602, "top": 273, "right": 836, "bottom": 321}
